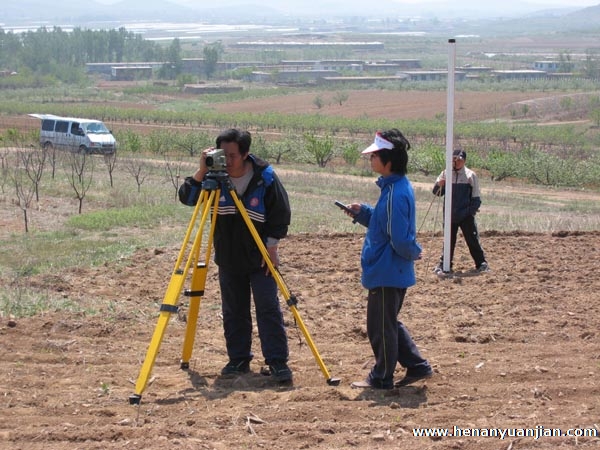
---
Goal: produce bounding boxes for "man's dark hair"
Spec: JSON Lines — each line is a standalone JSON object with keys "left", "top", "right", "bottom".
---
{"left": 377, "top": 128, "right": 410, "bottom": 175}
{"left": 216, "top": 128, "right": 252, "bottom": 155}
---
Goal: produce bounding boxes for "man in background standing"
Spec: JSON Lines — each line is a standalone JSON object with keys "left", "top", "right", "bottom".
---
{"left": 432, "top": 149, "right": 488, "bottom": 274}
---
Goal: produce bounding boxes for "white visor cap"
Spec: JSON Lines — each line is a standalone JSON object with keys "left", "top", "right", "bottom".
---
{"left": 362, "top": 132, "right": 395, "bottom": 154}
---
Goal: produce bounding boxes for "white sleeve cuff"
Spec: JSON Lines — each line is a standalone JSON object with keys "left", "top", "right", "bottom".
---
{"left": 266, "top": 237, "right": 279, "bottom": 247}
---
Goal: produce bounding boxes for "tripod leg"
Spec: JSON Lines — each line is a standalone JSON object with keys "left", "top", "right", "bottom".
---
{"left": 181, "top": 189, "right": 220, "bottom": 368}
{"left": 286, "top": 302, "right": 340, "bottom": 385}
{"left": 179, "top": 260, "right": 206, "bottom": 370}
{"left": 129, "top": 270, "right": 188, "bottom": 404}
{"left": 129, "top": 189, "right": 218, "bottom": 404}
{"left": 229, "top": 189, "right": 341, "bottom": 386}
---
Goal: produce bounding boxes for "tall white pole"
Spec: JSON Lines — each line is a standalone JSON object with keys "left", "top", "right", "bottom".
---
{"left": 443, "top": 38, "right": 456, "bottom": 272}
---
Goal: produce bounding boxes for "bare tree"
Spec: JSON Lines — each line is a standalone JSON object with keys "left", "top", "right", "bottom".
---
{"left": 103, "top": 152, "right": 118, "bottom": 187}
{"left": 163, "top": 151, "right": 185, "bottom": 200}
{"left": 46, "top": 143, "right": 59, "bottom": 179}
{"left": 65, "top": 152, "right": 94, "bottom": 214}
{"left": 21, "top": 146, "right": 46, "bottom": 202}
{"left": 11, "top": 152, "right": 37, "bottom": 232}
{"left": 124, "top": 157, "right": 147, "bottom": 193}
{"left": 0, "top": 147, "right": 9, "bottom": 194}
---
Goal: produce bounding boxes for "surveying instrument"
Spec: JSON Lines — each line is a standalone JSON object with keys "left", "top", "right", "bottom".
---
{"left": 129, "top": 152, "right": 340, "bottom": 404}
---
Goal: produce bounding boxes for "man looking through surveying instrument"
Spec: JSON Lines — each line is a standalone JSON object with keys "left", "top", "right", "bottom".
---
{"left": 178, "top": 128, "right": 293, "bottom": 383}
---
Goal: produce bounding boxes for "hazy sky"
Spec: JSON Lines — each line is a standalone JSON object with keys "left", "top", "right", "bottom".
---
{"left": 92, "top": 0, "right": 600, "bottom": 6}
{"left": 521, "top": 0, "right": 598, "bottom": 3}
{"left": 7, "top": 0, "right": 598, "bottom": 24}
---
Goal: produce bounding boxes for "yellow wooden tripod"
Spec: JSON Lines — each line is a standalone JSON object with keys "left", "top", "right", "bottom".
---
{"left": 129, "top": 170, "right": 340, "bottom": 405}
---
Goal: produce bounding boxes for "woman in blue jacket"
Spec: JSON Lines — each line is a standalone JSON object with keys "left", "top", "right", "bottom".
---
{"left": 342, "top": 129, "right": 433, "bottom": 390}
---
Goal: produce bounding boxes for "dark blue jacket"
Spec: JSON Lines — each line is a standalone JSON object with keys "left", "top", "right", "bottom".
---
{"left": 178, "top": 155, "right": 291, "bottom": 273}
{"left": 433, "top": 166, "right": 481, "bottom": 223}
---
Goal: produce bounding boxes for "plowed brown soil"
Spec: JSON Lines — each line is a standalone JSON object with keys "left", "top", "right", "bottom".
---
{"left": 1, "top": 231, "right": 599, "bottom": 449}
{"left": 211, "top": 90, "right": 564, "bottom": 121}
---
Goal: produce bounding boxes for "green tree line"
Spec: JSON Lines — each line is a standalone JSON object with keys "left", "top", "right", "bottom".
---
{"left": 0, "top": 27, "right": 166, "bottom": 84}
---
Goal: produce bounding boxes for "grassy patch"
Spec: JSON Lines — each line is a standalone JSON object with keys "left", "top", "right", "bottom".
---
{"left": 0, "top": 287, "right": 92, "bottom": 318}
{"left": 0, "top": 230, "right": 141, "bottom": 275}
{"left": 66, "top": 204, "right": 183, "bottom": 231}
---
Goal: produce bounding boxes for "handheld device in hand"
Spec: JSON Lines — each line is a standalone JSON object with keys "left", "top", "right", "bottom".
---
{"left": 334, "top": 200, "right": 355, "bottom": 216}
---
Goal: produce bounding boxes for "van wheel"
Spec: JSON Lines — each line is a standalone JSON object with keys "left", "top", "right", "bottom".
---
{"left": 43, "top": 142, "right": 53, "bottom": 150}
{"left": 78, "top": 145, "right": 88, "bottom": 154}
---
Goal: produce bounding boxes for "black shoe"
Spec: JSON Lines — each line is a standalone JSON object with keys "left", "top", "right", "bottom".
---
{"left": 221, "top": 359, "right": 250, "bottom": 376}
{"left": 395, "top": 370, "right": 433, "bottom": 387}
{"left": 267, "top": 361, "right": 293, "bottom": 383}
{"left": 476, "top": 262, "right": 490, "bottom": 273}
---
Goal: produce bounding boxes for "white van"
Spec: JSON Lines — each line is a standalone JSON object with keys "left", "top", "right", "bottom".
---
{"left": 29, "top": 114, "right": 117, "bottom": 155}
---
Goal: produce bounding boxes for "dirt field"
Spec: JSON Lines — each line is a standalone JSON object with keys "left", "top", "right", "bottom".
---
{"left": 1, "top": 230, "right": 600, "bottom": 450}
{"left": 1, "top": 89, "right": 600, "bottom": 449}
{"left": 211, "top": 90, "right": 568, "bottom": 122}
{"left": 1, "top": 89, "right": 587, "bottom": 138}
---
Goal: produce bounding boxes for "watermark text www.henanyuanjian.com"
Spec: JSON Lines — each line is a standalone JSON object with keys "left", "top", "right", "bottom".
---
{"left": 412, "top": 425, "right": 598, "bottom": 440}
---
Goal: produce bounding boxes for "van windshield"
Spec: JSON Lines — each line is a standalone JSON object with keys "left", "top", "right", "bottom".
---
{"left": 83, "top": 122, "right": 110, "bottom": 134}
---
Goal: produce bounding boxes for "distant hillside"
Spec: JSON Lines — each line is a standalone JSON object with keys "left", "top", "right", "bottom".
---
{"left": 1, "top": 0, "right": 598, "bottom": 36}
{"left": 562, "top": 4, "right": 600, "bottom": 28}
{"left": 470, "top": 3, "right": 600, "bottom": 35}
{"left": 0, "top": 0, "right": 200, "bottom": 26}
